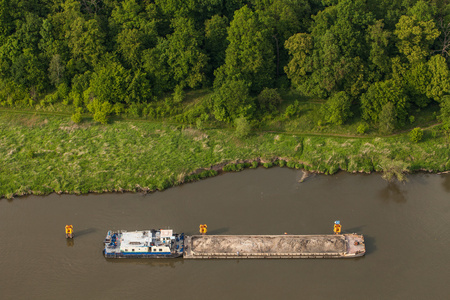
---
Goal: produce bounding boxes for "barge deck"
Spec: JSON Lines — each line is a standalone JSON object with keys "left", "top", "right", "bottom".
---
{"left": 183, "top": 233, "right": 365, "bottom": 259}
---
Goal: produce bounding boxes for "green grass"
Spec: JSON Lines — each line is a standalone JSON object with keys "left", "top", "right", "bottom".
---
{"left": 1, "top": 112, "right": 450, "bottom": 199}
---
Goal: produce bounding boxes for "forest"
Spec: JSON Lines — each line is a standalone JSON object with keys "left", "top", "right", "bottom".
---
{"left": 1, "top": 0, "right": 450, "bottom": 134}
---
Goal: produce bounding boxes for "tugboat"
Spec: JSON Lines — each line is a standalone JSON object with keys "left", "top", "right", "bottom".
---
{"left": 103, "top": 229, "right": 184, "bottom": 258}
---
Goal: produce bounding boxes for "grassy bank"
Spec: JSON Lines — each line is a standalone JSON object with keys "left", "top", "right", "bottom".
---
{"left": 1, "top": 112, "right": 449, "bottom": 199}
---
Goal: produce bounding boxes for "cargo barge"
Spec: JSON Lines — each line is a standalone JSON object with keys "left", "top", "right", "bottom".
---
{"left": 103, "top": 229, "right": 184, "bottom": 258}
{"left": 183, "top": 234, "right": 365, "bottom": 259}
{"left": 103, "top": 227, "right": 365, "bottom": 259}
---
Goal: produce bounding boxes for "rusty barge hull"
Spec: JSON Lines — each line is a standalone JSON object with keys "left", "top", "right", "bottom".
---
{"left": 183, "top": 234, "right": 365, "bottom": 259}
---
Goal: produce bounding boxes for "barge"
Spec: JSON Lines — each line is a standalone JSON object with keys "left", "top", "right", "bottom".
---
{"left": 103, "top": 229, "right": 184, "bottom": 258}
{"left": 183, "top": 233, "right": 365, "bottom": 259}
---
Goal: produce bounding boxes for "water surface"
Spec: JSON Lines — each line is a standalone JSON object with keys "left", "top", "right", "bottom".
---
{"left": 0, "top": 168, "right": 449, "bottom": 299}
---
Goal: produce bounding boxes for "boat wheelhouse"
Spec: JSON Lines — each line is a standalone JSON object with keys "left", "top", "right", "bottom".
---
{"left": 103, "top": 229, "right": 184, "bottom": 258}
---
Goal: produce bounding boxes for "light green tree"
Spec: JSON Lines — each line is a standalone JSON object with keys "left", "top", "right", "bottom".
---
{"left": 320, "top": 91, "right": 353, "bottom": 125}
{"left": 394, "top": 15, "right": 440, "bottom": 64}
{"left": 217, "top": 6, "right": 275, "bottom": 92}
{"left": 361, "top": 80, "right": 408, "bottom": 123}
{"left": 426, "top": 55, "right": 450, "bottom": 102}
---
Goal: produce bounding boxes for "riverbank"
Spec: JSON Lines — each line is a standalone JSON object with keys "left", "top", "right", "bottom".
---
{"left": 1, "top": 112, "right": 449, "bottom": 199}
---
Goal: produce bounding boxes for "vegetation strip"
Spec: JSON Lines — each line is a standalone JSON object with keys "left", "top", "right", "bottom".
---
{"left": 1, "top": 113, "right": 449, "bottom": 199}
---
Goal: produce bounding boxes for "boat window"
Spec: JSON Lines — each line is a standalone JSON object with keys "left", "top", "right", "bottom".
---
{"left": 159, "top": 249, "right": 163, "bottom": 252}
{"left": 132, "top": 249, "right": 134, "bottom": 252}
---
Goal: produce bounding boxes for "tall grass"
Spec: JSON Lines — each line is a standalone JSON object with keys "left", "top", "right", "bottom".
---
{"left": 1, "top": 112, "right": 449, "bottom": 199}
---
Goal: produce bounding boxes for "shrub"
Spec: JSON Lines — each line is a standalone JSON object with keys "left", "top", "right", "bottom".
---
{"left": 126, "top": 103, "right": 143, "bottom": 118}
{"left": 378, "top": 102, "right": 396, "bottom": 135}
{"left": 409, "top": 115, "right": 415, "bottom": 124}
{"left": 71, "top": 108, "right": 82, "bottom": 123}
{"left": 173, "top": 84, "right": 185, "bottom": 103}
{"left": 257, "top": 88, "right": 282, "bottom": 114}
{"left": 263, "top": 162, "right": 273, "bottom": 168}
{"left": 320, "top": 91, "right": 353, "bottom": 125}
{"left": 235, "top": 117, "right": 251, "bottom": 138}
{"left": 212, "top": 80, "right": 252, "bottom": 123}
{"left": 87, "top": 99, "right": 113, "bottom": 124}
{"left": 284, "top": 100, "right": 301, "bottom": 119}
{"left": 286, "top": 161, "right": 295, "bottom": 168}
{"left": 357, "top": 122, "right": 369, "bottom": 134}
{"left": 409, "top": 127, "right": 423, "bottom": 143}
{"left": 250, "top": 161, "right": 259, "bottom": 168}
{"left": 223, "top": 163, "right": 245, "bottom": 172}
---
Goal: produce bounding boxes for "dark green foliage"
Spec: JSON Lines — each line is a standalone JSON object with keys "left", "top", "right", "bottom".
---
{"left": 212, "top": 80, "right": 252, "bottom": 123}
{"left": 440, "top": 96, "right": 450, "bottom": 126}
{"left": 257, "top": 88, "right": 282, "bottom": 114}
{"left": 0, "top": 0, "right": 449, "bottom": 136}
{"left": 263, "top": 162, "right": 273, "bottom": 168}
{"left": 250, "top": 161, "right": 259, "bottom": 168}
{"left": 205, "top": 15, "right": 229, "bottom": 76}
{"left": 184, "top": 170, "right": 218, "bottom": 182}
{"left": 361, "top": 80, "right": 408, "bottom": 123}
{"left": 223, "top": 163, "right": 245, "bottom": 172}
{"left": 216, "top": 5, "right": 276, "bottom": 92}
{"left": 284, "top": 100, "right": 301, "bottom": 119}
{"left": 378, "top": 102, "right": 397, "bottom": 135}
{"left": 320, "top": 91, "right": 352, "bottom": 125}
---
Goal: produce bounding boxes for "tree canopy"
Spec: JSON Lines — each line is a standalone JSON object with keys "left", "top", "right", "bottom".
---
{"left": 0, "top": 0, "right": 449, "bottom": 127}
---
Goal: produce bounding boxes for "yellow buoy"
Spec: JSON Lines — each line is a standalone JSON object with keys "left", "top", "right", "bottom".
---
{"left": 199, "top": 224, "right": 207, "bottom": 235}
{"left": 65, "top": 225, "right": 74, "bottom": 238}
{"left": 333, "top": 221, "right": 341, "bottom": 234}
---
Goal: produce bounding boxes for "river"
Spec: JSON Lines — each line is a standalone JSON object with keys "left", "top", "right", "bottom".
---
{"left": 0, "top": 168, "right": 449, "bottom": 299}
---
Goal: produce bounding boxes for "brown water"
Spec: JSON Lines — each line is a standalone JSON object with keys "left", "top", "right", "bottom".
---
{"left": 1, "top": 168, "right": 449, "bottom": 300}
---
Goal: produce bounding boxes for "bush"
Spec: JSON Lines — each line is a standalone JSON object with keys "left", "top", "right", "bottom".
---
{"left": 378, "top": 102, "right": 396, "bottom": 135}
{"left": 250, "top": 161, "right": 259, "bottom": 168}
{"left": 71, "top": 108, "right": 83, "bottom": 124}
{"left": 173, "top": 85, "right": 185, "bottom": 103}
{"left": 357, "top": 122, "right": 369, "bottom": 134}
{"left": 284, "top": 100, "right": 301, "bottom": 119}
{"left": 320, "top": 91, "right": 353, "bottom": 125}
{"left": 235, "top": 117, "right": 251, "bottom": 138}
{"left": 223, "top": 163, "right": 245, "bottom": 172}
{"left": 409, "top": 127, "right": 423, "bottom": 143}
{"left": 212, "top": 80, "right": 252, "bottom": 123}
{"left": 263, "top": 162, "right": 273, "bottom": 168}
{"left": 286, "top": 161, "right": 295, "bottom": 168}
{"left": 295, "top": 163, "right": 304, "bottom": 169}
{"left": 257, "top": 88, "right": 282, "bottom": 114}
{"left": 87, "top": 99, "right": 113, "bottom": 124}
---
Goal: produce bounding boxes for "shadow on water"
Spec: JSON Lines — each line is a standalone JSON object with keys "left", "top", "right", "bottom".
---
{"left": 106, "top": 258, "right": 184, "bottom": 268}
{"left": 66, "top": 239, "right": 74, "bottom": 247}
{"left": 363, "top": 235, "right": 377, "bottom": 255}
{"left": 343, "top": 226, "right": 366, "bottom": 234}
{"left": 75, "top": 228, "right": 96, "bottom": 237}
{"left": 207, "top": 227, "right": 229, "bottom": 235}
{"left": 378, "top": 182, "right": 407, "bottom": 203}
{"left": 441, "top": 174, "right": 450, "bottom": 193}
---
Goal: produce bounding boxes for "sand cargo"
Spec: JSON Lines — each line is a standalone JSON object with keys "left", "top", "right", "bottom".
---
{"left": 183, "top": 234, "right": 365, "bottom": 259}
